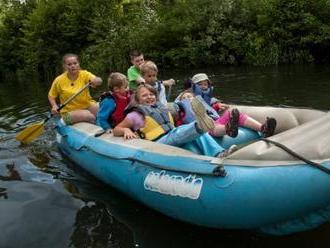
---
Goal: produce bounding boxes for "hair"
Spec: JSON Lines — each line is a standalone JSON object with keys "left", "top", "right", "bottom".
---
{"left": 107, "top": 72, "right": 128, "bottom": 91}
{"left": 134, "top": 84, "right": 158, "bottom": 103}
{"left": 62, "top": 53, "right": 79, "bottom": 64}
{"left": 178, "top": 89, "right": 194, "bottom": 100}
{"left": 140, "top": 60, "right": 158, "bottom": 76}
{"left": 129, "top": 50, "right": 143, "bottom": 60}
{"left": 184, "top": 78, "right": 193, "bottom": 89}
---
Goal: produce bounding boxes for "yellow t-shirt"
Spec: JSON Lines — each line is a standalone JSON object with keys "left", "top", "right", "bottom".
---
{"left": 48, "top": 70, "right": 96, "bottom": 114}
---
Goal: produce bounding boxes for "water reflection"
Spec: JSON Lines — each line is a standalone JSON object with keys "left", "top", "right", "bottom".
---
{"left": 0, "top": 163, "right": 21, "bottom": 200}
{"left": 69, "top": 201, "right": 134, "bottom": 248}
{"left": 0, "top": 187, "right": 8, "bottom": 199}
{"left": 0, "top": 163, "right": 22, "bottom": 181}
{"left": 60, "top": 178, "right": 136, "bottom": 248}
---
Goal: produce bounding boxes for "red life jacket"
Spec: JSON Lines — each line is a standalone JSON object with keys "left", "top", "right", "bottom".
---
{"left": 111, "top": 90, "right": 132, "bottom": 126}
{"left": 99, "top": 90, "right": 132, "bottom": 127}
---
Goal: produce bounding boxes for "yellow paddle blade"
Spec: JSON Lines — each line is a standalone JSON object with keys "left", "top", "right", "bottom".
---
{"left": 16, "top": 122, "right": 45, "bottom": 143}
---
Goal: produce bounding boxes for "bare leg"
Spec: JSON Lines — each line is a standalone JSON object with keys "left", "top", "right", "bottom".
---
{"left": 87, "top": 103, "right": 99, "bottom": 116}
{"left": 242, "top": 117, "right": 262, "bottom": 131}
{"left": 211, "top": 124, "right": 226, "bottom": 137}
{"left": 70, "top": 109, "right": 96, "bottom": 124}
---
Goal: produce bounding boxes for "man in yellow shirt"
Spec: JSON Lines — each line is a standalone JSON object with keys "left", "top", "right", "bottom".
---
{"left": 48, "top": 53, "right": 102, "bottom": 125}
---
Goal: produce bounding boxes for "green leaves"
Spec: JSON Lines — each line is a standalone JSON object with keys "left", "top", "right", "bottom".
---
{"left": 1, "top": 0, "right": 330, "bottom": 77}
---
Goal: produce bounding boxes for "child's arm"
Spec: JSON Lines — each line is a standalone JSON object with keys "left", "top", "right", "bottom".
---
{"left": 212, "top": 102, "right": 230, "bottom": 112}
{"left": 96, "top": 98, "right": 116, "bottom": 131}
{"left": 128, "top": 67, "right": 145, "bottom": 85}
{"left": 135, "top": 75, "right": 145, "bottom": 84}
{"left": 210, "top": 97, "right": 230, "bottom": 112}
{"left": 163, "top": 78, "right": 175, "bottom": 86}
{"left": 210, "top": 97, "right": 221, "bottom": 106}
{"left": 113, "top": 117, "right": 137, "bottom": 139}
{"left": 89, "top": 76, "right": 103, "bottom": 88}
{"left": 113, "top": 112, "right": 145, "bottom": 139}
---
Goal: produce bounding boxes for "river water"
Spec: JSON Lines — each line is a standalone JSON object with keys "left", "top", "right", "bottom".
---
{"left": 0, "top": 65, "right": 329, "bottom": 247}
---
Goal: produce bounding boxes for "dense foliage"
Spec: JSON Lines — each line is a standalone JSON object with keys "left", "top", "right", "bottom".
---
{"left": 1, "top": 0, "right": 330, "bottom": 78}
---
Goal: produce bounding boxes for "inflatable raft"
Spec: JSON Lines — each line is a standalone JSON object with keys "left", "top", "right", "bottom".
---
{"left": 56, "top": 105, "right": 330, "bottom": 235}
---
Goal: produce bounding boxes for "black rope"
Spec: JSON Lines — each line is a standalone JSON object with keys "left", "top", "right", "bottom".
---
{"left": 261, "top": 138, "right": 330, "bottom": 175}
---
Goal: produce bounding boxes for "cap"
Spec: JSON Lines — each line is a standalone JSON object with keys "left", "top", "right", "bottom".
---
{"left": 191, "top": 73, "right": 210, "bottom": 84}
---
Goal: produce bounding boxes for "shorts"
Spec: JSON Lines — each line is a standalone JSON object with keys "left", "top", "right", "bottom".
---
{"left": 62, "top": 112, "right": 73, "bottom": 125}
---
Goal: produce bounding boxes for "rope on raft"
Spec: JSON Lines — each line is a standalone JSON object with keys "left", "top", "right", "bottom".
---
{"left": 261, "top": 138, "right": 330, "bottom": 175}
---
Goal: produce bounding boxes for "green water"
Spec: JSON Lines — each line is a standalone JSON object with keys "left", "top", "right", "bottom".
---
{"left": 0, "top": 65, "right": 329, "bottom": 247}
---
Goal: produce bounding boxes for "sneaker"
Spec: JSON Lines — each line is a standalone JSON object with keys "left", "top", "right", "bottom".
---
{"left": 217, "top": 144, "right": 238, "bottom": 158}
{"left": 261, "top": 117, "right": 277, "bottom": 137}
{"left": 225, "top": 108, "right": 240, "bottom": 138}
{"left": 191, "top": 97, "right": 215, "bottom": 133}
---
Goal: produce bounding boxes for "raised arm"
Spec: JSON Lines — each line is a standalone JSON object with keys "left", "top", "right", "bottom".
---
{"left": 163, "top": 78, "right": 175, "bottom": 86}
{"left": 135, "top": 75, "right": 145, "bottom": 84}
{"left": 89, "top": 76, "right": 103, "bottom": 88}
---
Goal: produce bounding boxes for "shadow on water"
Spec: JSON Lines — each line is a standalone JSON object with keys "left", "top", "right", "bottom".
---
{"left": 1, "top": 64, "right": 330, "bottom": 247}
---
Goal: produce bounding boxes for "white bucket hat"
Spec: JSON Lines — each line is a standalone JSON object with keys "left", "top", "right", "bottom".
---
{"left": 191, "top": 73, "right": 210, "bottom": 84}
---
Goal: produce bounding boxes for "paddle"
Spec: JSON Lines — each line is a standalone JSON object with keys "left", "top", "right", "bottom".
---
{"left": 16, "top": 83, "right": 90, "bottom": 143}
{"left": 167, "top": 84, "right": 172, "bottom": 101}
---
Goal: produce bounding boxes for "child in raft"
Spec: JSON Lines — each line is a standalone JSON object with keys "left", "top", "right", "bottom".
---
{"left": 96, "top": 72, "right": 133, "bottom": 133}
{"left": 139, "top": 60, "right": 175, "bottom": 106}
{"left": 177, "top": 74, "right": 277, "bottom": 138}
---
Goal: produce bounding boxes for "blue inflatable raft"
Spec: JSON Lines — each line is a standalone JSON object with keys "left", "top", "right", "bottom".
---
{"left": 56, "top": 105, "right": 330, "bottom": 235}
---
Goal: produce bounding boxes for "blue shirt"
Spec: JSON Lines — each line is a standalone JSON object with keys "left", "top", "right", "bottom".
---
{"left": 96, "top": 97, "right": 116, "bottom": 130}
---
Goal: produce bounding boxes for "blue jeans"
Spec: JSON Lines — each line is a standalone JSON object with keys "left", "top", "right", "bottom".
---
{"left": 157, "top": 122, "right": 224, "bottom": 157}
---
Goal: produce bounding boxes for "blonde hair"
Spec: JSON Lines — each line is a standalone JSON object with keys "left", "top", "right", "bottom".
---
{"left": 107, "top": 72, "right": 128, "bottom": 91}
{"left": 134, "top": 84, "right": 158, "bottom": 103}
{"left": 178, "top": 89, "right": 194, "bottom": 100}
{"left": 140, "top": 60, "right": 158, "bottom": 76}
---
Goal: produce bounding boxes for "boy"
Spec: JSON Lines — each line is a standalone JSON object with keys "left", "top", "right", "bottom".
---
{"left": 127, "top": 50, "right": 145, "bottom": 89}
{"left": 96, "top": 73, "right": 132, "bottom": 132}
{"left": 127, "top": 50, "right": 175, "bottom": 91}
{"left": 140, "top": 60, "right": 175, "bottom": 106}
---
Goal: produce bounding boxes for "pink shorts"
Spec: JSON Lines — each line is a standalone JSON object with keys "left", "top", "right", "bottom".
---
{"left": 215, "top": 110, "right": 248, "bottom": 126}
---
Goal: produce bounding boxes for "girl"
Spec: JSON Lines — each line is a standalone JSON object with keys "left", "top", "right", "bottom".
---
{"left": 48, "top": 53, "right": 102, "bottom": 125}
{"left": 191, "top": 73, "right": 277, "bottom": 138}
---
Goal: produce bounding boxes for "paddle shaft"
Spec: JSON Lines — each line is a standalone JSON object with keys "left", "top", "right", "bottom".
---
{"left": 57, "top": 83, "right": 90, "bottom": 112}
{"left": 167, "top": 84, "right": 172, "bottom": 101}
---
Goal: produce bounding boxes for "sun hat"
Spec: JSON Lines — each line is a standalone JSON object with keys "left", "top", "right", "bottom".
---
{"left": 191, "top": 73, "right": 210, "bottom": 84}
